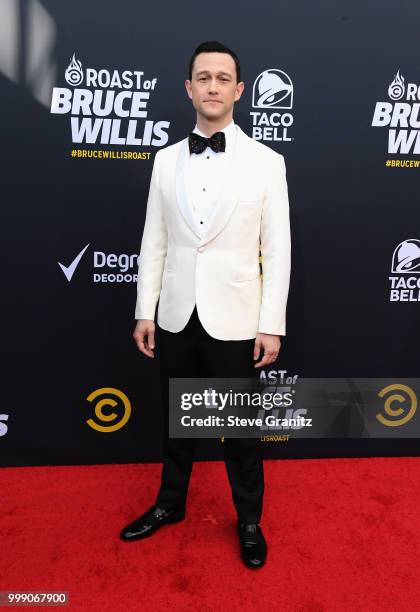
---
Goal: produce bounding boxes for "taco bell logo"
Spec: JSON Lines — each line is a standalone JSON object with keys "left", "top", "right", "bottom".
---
{"left": 389, "top": 239, "right": 420, "bottom": 302}
{"left": 250, "top": 68, "right": 294, "bottom": 143}
{"left": 252, "top": 69, "right": 293, "bottom": 109}
{"left": 65, "top": 53, "right": 83, "bottom": 86}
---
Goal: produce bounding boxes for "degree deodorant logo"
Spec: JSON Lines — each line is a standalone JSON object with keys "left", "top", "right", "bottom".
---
{"left": 50, "top": 52, "right": 170, "bottom": 148}
{"left": 57, "top": 244, "right": 140, "bottom": 284}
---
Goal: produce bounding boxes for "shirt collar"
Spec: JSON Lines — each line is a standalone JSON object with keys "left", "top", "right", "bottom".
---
{"left": 192, "top": 119, "right": 236, "bottom": 152}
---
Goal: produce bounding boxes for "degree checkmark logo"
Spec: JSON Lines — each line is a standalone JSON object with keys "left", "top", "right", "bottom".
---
{"left": 58, "top": 243, "right": 90, "bottom": 281}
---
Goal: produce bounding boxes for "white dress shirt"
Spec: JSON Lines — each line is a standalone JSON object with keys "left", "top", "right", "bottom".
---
{"left": 185, "top": 119, "right": 238, "bottom": 237}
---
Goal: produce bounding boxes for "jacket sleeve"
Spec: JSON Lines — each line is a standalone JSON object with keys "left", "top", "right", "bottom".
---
{"left": 134, "top": 151, "right": 168, "bottom": 320}
{"left": 258, "top": 154, "right": 291, "bottom": 336}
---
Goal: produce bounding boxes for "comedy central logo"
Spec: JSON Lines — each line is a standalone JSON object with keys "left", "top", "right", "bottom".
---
{"left": 372, "top": 69, "right": 420, "bottom": 155}
{"left": 389, "top": 239, "right": 420, "bottom": 302}
{"left": 86, "top": 387, "right": 131, "bottom": 432}
{"left": 376, "top": 383, "right": 417, "bottom": 427}
{"left": 50, "top": 52, "right": 170, "bottom": 148}
{"left": 65, "top": 53, "right": 83, "bottom": 86}
{"left": 249, "top": 69, "right": 294, "bottom": 143}
{"left": 388, "top": 70, "right": 405, "bottom": 101}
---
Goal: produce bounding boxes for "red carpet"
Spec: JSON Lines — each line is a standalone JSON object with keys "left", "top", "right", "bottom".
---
{"left": 1, "top": 457, "right": 420, "bottom": 611}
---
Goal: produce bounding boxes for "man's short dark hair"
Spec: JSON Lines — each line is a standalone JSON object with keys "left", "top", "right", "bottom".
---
{"left": 189, "top": 41, "right": 241, "bottom": 83}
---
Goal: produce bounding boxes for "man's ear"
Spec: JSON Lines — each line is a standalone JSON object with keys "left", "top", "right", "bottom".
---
{"left": 235, "top": 81, "right": 245, "bottom": 102}
{"left": 185, "top": 79, "right": 192, "bottom": 99}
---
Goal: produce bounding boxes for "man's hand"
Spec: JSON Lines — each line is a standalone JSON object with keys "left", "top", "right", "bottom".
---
{"left": 253, "top": 333, "right": 281, "bottom": 368}
{"left": 133, "top": 319, "right": 156, "bottom": 358}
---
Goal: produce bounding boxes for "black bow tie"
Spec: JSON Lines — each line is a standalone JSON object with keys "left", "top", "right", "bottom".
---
{"left": 188, "top": 131, "right": 226, "bottom": 154}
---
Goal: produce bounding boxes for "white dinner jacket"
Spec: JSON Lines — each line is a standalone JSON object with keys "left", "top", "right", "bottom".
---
{"left": 135, "top": 124, "right": 291, "bottom": 340}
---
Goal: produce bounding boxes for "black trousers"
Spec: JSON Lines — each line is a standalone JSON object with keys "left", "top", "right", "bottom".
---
{"left": 155, "top": 305, "right": 264, "bottom": 524}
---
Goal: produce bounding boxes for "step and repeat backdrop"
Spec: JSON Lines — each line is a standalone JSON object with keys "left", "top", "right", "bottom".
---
{"left": 2, "top": 0, "right": 420, "bottom": 466}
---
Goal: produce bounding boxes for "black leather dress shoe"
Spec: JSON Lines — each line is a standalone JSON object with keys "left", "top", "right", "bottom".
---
{"left": 120, "top": 505, "right": 185, "bottom": 541}
{"left": 237, "top": 523, "right": 267, "bottom": 568}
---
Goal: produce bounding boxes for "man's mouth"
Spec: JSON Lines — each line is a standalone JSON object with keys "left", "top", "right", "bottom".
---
{"left": 204, "top": 100, "right": 222, "bottom": 103}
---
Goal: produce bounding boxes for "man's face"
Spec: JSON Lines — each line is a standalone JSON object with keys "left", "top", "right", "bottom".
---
{"left": 185, "top": 52, "right": 244, "bottom": 121}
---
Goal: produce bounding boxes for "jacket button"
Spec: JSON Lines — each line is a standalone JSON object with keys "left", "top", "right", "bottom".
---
{"left": 197, "top": 246, "right": 204, "bottom": 253}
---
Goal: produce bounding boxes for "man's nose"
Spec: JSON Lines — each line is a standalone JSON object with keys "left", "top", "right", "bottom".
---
{"left": 208, "top": 79, "right": 219, "bottom": 93}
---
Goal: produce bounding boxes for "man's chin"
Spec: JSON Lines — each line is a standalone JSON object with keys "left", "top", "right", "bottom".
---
{"left": 198, "top": 107, "right": 227, "bottom": 120}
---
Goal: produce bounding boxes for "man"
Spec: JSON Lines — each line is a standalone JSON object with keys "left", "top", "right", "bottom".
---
{"left": 120, "top": 41, "right": 291, "bottom": 569}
